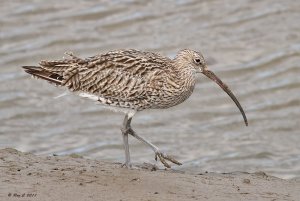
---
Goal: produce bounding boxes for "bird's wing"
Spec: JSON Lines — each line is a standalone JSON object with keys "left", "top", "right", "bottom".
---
{"left": 36, "top": 49, "right": 172, "bottom": 108}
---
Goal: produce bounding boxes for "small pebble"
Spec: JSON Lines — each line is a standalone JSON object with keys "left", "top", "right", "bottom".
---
{"left": 243, "top": 178, "right": 250, "bottom": 184}
{"left": 130, "top": 178, "right": 140, "bottom": 182}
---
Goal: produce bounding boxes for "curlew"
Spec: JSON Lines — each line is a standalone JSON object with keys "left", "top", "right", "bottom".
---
{"left": 22, "top": 49, "right": 248, "bottom": 168}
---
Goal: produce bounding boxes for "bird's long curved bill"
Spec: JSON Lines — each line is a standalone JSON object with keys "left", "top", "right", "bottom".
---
{"left": 202, "top": 70, "right": 248, "bottom": 126}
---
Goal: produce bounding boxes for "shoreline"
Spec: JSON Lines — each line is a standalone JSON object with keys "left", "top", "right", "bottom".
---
{"left": 0, "top": 148, "right": 299, "bottom": 201}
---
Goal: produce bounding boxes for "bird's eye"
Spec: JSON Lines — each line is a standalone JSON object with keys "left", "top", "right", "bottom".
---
{"left": 194, "top": 58, "right": 201, "bottom": 64}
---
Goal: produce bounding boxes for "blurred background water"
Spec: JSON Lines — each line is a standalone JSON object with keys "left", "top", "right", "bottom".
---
{"left": 0, "top": 0, "right": 299, "bottom": 179}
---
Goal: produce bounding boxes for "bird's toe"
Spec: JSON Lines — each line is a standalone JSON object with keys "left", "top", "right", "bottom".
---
{"left": 154, "top": 151, "right": 182, "bottom": 168}
{"left": 121, "top": 162, "right": 132, "bottom": 168}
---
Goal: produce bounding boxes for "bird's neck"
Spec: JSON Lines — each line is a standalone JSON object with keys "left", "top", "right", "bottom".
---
{"left": 160, "top": 63, "right": 196, "bottom": 108}
{"left": 172, "top": 60, "right": 196, "bottom": 88}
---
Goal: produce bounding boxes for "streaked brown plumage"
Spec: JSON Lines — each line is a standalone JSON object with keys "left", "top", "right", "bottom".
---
{"left": 23, "top": 49, "right": 248, "bottom": 168}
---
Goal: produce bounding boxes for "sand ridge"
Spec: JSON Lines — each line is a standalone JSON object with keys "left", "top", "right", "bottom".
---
{"left": 0, "top": 148, "right": 299, "bottom": 201}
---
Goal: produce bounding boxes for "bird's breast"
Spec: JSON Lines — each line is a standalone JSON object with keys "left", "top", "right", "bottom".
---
{"left": 148, "top": 77, "right": 196, "bottom": 109}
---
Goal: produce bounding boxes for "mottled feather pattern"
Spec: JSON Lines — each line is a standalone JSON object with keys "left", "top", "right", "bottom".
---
{"left": 24, "top": 49, "right": 197, "bottom": 111}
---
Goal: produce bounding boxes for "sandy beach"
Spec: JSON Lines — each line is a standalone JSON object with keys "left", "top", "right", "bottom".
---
{"left": 0, "top": 148, "right": 299, "bottom": 201}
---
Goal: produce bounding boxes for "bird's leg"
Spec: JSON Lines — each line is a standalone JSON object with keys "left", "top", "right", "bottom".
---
{"left": 120, "top": 114, "right": 131, "bottom": 168}
{"left": 126, "top": 123, "right": 182, "bottom": 168}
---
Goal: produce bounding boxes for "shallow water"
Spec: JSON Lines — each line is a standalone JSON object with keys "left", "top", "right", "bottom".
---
{"left": 0, "top": 0, "right": 299, "bottom": 179}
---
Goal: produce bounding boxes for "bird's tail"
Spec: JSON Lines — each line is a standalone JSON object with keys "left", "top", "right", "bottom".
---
{"left": 22, "top": 66, "right": 63, "bottom": 85}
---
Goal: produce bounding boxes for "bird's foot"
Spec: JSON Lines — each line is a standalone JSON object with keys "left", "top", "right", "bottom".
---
{"left": 121, "top": 162, "right": 132, "bottom": 168}
{"left": 154, "top": 150, "right": 182, "bottom": 168}
{"left": 121, "top": 162, "right": 142, "bottom": 170}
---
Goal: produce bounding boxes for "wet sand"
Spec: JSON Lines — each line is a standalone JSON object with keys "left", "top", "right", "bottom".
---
{"left": 0, "top": 148, "right": 299, "bottom": 201}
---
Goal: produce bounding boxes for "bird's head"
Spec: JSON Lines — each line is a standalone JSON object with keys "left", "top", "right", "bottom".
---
{"left": 175, "top": 49, "right": 207, "bottom": 73}
{"left": 175, "top": 49, "right": 248, "bottom": 126}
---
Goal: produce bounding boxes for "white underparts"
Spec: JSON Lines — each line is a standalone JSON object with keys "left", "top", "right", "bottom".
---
{"left": 78, "top": 92, "right": 100, "bottom": 101}
{"left": 54, "top": 91, "right": 70, "bottom": 99}
{"left": 78, "top": 92, "right": 136, "bottom": 116}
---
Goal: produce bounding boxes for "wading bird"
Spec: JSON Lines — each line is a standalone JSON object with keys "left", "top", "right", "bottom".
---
{"left": 23, "top": 49, "right": 248, "bottom": 168}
